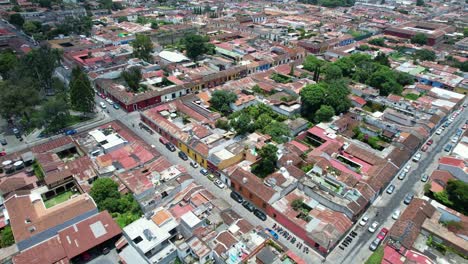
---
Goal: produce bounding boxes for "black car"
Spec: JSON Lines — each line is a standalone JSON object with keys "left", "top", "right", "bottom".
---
{"left": 178, "top": 151, "right": 188, "bottom": 161}
{"left": 242, "top": 201, "right": 255, "bottom": 212}
{"left": 254, "top": 209, "right": 267, "bottom": 221}
{"left": 0, "top": 138, "right": 6, "bottom": 146}
{"left": 403, "top": 193, "right": 414, "bottom": 205}
{"left": 165, "top": 143, "right": 176, "bottom": 152}
{"left": 230, "top": 191, "right": 243, "bottom": 203}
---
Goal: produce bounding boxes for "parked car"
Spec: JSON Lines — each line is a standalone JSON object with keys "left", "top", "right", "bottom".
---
{"left": 369, "top": 238, "right": 381, "bottom": 251}
{"left": 451, "top": 136, "right": 459, "bottom": 143}
{"left": 102, "top": 247, "right": 110, "bottom": 255}
{"left": 213, "top": 179, "right": 226, "bottom": 189}
{"left": 359, "top": 216, "right": 369, "bottom": 226}
{"left": 463, "top": 124, "right": 467, "bottom": 130}
{"left": 242, "top": 201, "right": 255, "bottom": 212}
{"left": 0, "top": 138, "right": 7, "bottom": 145}
{"left": 99, "top": 102, "right": 107, "bottom": 109}
{"left": 403, "top": 165, "right": 411, "bottom": 173}
{"left": 265, "top": 228, "right": 279, "bottom": 240}
{"left": 113, "top": 104, "right": 120, "bottom": 110}
{"left": 444, "top": 144, "right": 453, "bottom": 152}
{"left": 398, "top": 171, "right": 407, "bottom": 180}
{"left": 412, "top": 152, "right": 422, "bottom": 162}
{"left": 200, "top": 169, "right": 209, "bottom": 176}
{"left": 165, "top": 143, "right": 176, "bottom": 152}
{"left": 392, "top": 209, "right": 400, "bottom": 220}
{"left": 64, "top": 129, "right": 77, "bottom": 135}
{"left": 427, "top": 139, "right": 433, "bottom": 145}
{"left": 421, "top": 145, "right": 429, "bottom": 152}
{"left": 377, "top": 228, "right": 389, "bottom": 240}
{"left": 254, "top": 209, "right": 267, "bottom": 221}
{"left": 421, "top": 174, "right": 429, "bottom": 182}
{"left": 436, "top": 128, "right": 443, "bottom": 135}
{"left": 207, "top": 174, "right": 215, "bottom": 181}
{"left": 230, "top": 191, "right": 243, "bottom": 203}
{"left": 190, "top": 161, "right": 198, "bottom": 168}
{"left": 159, "top": 137, "right": 169, "bottom": 145}
{"left": 178, "top": 151, "right": 188, "bottom": 161}
{"left": 386, "top": 184, "right": 395, "bottom": 194}
{"left": 368, "top": 221, "right": 379, "bottom": 233}
{"left": 105, "top": 98, "right": 114, "bottom": 105}
{"left": 404, "top": 193, "right": 414, "bottom": 205}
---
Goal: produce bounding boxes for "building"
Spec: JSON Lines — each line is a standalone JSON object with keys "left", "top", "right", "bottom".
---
{"left": 384, "top": 22, "right": 455, "bottom": 46}
{"left": 438, "top": 157, "right": 468, "bottom": 183}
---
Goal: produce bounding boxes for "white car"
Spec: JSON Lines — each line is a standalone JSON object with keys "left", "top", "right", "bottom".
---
{"left": 105, "top": 98, "right": 114, "bottom": 105}
{"left": 451, "top": 137, "right": 458, "bottom": 143}
{"left": 403, "top": 165, "right": 411, "bottom": 173}
{"left": 412, "top": 153, "right": 421, "bottom": 162}
{"left": 359, "top": 216, "right": 369, "bottom": 226}
{"left": 213, "top": 179, "right": 226, "bottom": 189}
{"left": 436, "top": 129, "right": 442, "bottom": 135}
{"left": 368, "top": 221, "right": 379, "bottom": 233}
{"left": 392, "top": 210, "right": 400, "bottom": 220}
{"left": 99, "top": 102, "right": 106, "bottom": 109}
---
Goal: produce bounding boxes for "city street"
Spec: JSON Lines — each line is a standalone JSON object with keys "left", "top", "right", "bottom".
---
{"left": 327, "top": 102, "right": 468, "bottom": 264}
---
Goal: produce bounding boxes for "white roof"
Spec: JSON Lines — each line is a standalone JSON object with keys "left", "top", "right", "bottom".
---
{"left": 431, "top": 87, "right": 465, "bottom": 100}
{"left": 180, "top": 211, "right": 201, "bottom": 228}
{"left": 89, "top": 130, "right": 107, "bottom": 143}
{"left": 159, "top": 50, "right": 189, "bottom": 63}
{"left": 123, "top": 218, "right": 171, "bottom": 254}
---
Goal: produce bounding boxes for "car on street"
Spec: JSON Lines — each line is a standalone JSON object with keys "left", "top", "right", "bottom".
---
{"left": 200, "top": 169, "right": 208, "bottom": 176}
{"left": 190, "top": 161, "right": 198, "bottom": 168}
{"left": 421, "top": 174, "right": 429, "bottom": 182}
{"left": 421, "top": 145, "right": 429, "bottom": 152}
{"left": 392, "top": 209, "right": 400, "bottom": 220}
{"left": 444, "top": 144, "right": 453, "bottom": 152}
{"left": 451, "top": 136, "right": 459, "bottom": 143}
{"left": 359, "top": 216, "right": 369, "bottom": 226}
{"left": 368, "top": 221, "right": 379, "bottom": 233}
{"left": 427, "top": 139, "right": 433, "bottom": 145}
{"left": 435, "top": 128, "right": 443, "bottom": 135}
{"left": 386, "top": 184, "right": 395, "bottom": 194}
{"left": 369, "top": 238, "right": 381, "bottom": 251}
{"left": 398, "top": 171, "right": 407, "bottom": 180}
{"left": 463, "top": 124, "right": 467, "bottom": 130}
{"left": 64, "top": 129, "right": 77, "bottom": 135}
{"left": 403, "top": 165, "right": 411, "bottom": 173}
{"left": 456, "top": 129, "right": 463, "bottom": 137}
{"left": 412, "top": 152, "right": 421, "bottom": 162}
{"left": 105, "top": 98, "right": 114, "bottom": 105}
{"left": 207, "top": 174, "right": 215, "bottom": 181}
{"left": 113, "top": 104, "right": 120, "bottom": 109}
{"left": 377, "top": 228, "right": 389, "bottom": 240}
{"left": 230, "top": 191, "right": 243, "bottom": 203}
{"left": 254, "top": 209, "right": 267, "bottom": 221}
{"left": 99, "top": 102, "right": 107, "bottom": 109}
{"left": 404, "top": 193, "right": 414, "bottom": 205}
{"left": 242, "top": 201, "right": 255, "bottom": 212}
{"left": 165, "top": 143, "right": 176, "bottom": 152}
{"left": 265, "top": 228, "right": 279, "bottom": 240}
{"left": 102, "top": 247, "right": 110, "bottom": 255}
{"left": 178, "top": 151, "right": 188, "bottom": 161}
{"left": 0, "top": 138, "right": 7, "bottom": 145}
{"left": 213, "top": 179, "right": 226, "bottom": 189}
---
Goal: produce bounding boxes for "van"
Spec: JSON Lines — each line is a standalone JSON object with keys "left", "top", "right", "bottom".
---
{"left": 159, "top": 137, "right": 169, "bottom": 145}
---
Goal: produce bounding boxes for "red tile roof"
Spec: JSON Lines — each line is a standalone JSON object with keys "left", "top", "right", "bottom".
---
{"left": 58, "top": 211, "right": 121, "bottom": 259}
{"left": 439, "top": 157, "right": 465, "bottom": 168}
{"left": 13, "top": 236, "right": 69, "bottom": 264}
{"left": 230, "top": 168, "right": 276, "bottom": 202}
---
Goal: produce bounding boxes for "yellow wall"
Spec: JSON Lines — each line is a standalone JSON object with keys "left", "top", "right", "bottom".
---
{"left": 216, "top": 151, "right": 245, "bottom": 170}
{"left": 178, "top": 142, "right": 208, "bottom": 168}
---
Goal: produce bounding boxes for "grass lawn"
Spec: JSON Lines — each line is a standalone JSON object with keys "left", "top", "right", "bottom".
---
{"left": 404, "top": 93, "right": 420, "bottom": 101}
{"left": 44, "top": 190, "right": 75, "bottom": 208}
{"left": 365, "top": 246, "right": 384, "bottom": 264}
{"left": 115, "top": 212, "right": 140, "bottom": 228}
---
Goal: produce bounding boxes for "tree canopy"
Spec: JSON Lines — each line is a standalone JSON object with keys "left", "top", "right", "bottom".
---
{"left": 131, "top": 34, "right": 154, "bottom": 62}
{"left": 368, "top": 38, "right": 386, "bottom": 47}
{"left": 0, "top": 50, "right": 18, "bottom": 79}
{"left": 182, "top": 34, "right": 215, "bottom": 60}
{"left": 0, "top": 226, "right": 14, "bottom": 248}
{"left": 252, "top": 144, "right": 278, "bottom": 178}
{"left": 445, "top": 180, "right": 468, "bottom": 215}
{"left": 210, "top": 90, "right": 237, "bottom": 115}
{"left": 411, "top": 33, "right": 428, "bottom": 45}
{"left": 70, "top": 66, "right": 95, "bottom": 113}
{"left": 315, "top": 105, "right": 335, "bottom": 123}
{"left": 9, "top": 14, "right": 24, "bottom": 27}
{"left": 22, "top": 45, "right": 62, "bottom": 93}
{"left": 122, "top": 67, "right": 142, "bottom": 92}
{"left": 413, "top": 49, "right": 436, "bottom": 61}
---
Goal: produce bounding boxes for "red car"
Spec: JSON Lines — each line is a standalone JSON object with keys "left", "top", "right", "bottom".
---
{"left": 427, "top": 139, "right": 434, "bottom": 146}
{"left": 377, "top": 228, "right": 389, "bottom": 240}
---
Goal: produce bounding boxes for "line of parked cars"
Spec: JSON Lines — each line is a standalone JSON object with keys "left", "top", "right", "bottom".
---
{"left": 230, "top": 191, "right": 267, "bottom": 221}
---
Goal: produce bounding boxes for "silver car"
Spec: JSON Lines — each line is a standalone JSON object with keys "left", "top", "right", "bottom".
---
{"left": 369, "top": 238, "right": 381, "bottom": 251}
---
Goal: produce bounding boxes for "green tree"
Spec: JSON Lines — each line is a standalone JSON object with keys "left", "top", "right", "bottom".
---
{"left": 0, "top": 50, "right": 18, "bottom": 79}
{"left": 464, "top": 27, "right": 468, "bottom": 37}
{"left": 210, "top": 90, "right": 237, "bottom": 115}
{"left": 118, "top": 16, "right": 128, "bottom": 23}
{"left": 23, "top": 20, "right": 39, "bottom": 34}
{"left": 252, "top": 144, "right": 278, "bottom": 178}
{"left": 255, "top": 113, "right": 273, "bottom": 130}
{"left": 69, "top": 66, "right": 95, "bottom": 113}
{"left": 446, "top": 180, "right": 468, "bottom": 215}
{"left": 416, "top": 0, "right": 424, "bottom": 6}
{"left": 9, "top": 14, "right": 24, "bottom": 27}
{"left": 0, "top": 80, "right": 40, "bottom": 120}
{"left": 411, "top": 33, "right": 428, "bottom": 45}
{"left": 90, "top": 178, "right": 121, "bottom": 206}
{"left": 122, "top": 67, "right": 142, "bottom": 92}
{"left": 300, "top": 82, "right": 328, "bottom": 119}
{"left": 323, "top": 64, "right": 343, "bottom": 81}
{"left": 38, "top": 0, "right": 51, "bottom": 8}
{"left": 300, "top": 81, "right": 350, "bottom": 121}
{"left": 302, "top": 55, "right": 325, "bottom": 72}
{"left": 414, "top": 49, "right": 436, "bottom": 61}
{"left": 315, "top": 105, "right": 335, "bottom": 122}
{"left": 0, "top": 226, "right": 14, "bottom": 248}
{"left": 215, "top": 119, "right": 230, "bottom": 130}
{"left": 151, "top": 21, "right": 159, "bottom": 29}
{"left": 368, "top": 38, "right": 385, "bottom": 47}
{"left": 182, "top": 34, "right": 214, "bottom": 60}
{"left": 368, "top": 67, "right": 402, "bottom": 96}
{"left": 41, "top": 96, "right": 70, "bottom": 133}
{"left": 291, "top": 198, "right": 303, "bottom": 211}
{"left": 262, "top": 122, "right": 290, "bottom": 143}
{"left": 374, "top": 52, "right": 390, "bottom": 67}
{"left": 131, "top": 34, "right": 153, "bottom": 62}
{"left": 232, "top": 112, "right": 253, "bottom": 135}
{"left": 22, "top": 45, "right": 62, "bottom": 93}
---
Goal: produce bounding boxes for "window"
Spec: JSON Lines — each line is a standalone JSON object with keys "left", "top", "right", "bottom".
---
{"left": 133, "top": 236, "right": 143, "bottom": 244}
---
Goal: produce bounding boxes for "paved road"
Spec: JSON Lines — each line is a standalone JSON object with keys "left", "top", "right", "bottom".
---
{"left": 328, "top": 103, "right": 467, "bottom": 264}
{"left": 98, "top": 99, "right": 323, "bottom": 263}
